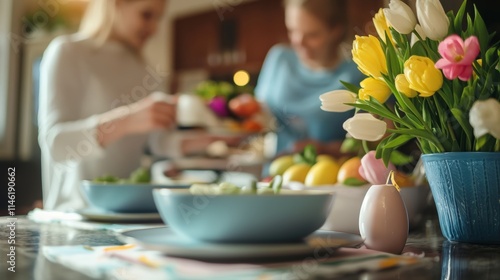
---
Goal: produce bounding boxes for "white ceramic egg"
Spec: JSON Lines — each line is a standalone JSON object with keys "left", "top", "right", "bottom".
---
{"left": 359, "top": 184, "right": 408, "bottom": 254}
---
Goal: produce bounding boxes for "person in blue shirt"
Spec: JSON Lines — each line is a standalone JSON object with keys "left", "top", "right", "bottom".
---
{"left": 255, "top": 0, "right": 364, "bottom": 157}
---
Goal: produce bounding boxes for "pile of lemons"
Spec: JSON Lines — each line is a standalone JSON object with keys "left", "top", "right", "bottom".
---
{"left": 269, "top": 154, "right": 341, "bottom": 186}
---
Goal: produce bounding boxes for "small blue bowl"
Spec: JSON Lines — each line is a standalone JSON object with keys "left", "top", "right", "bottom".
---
{"left": 153, "top": 189, "right": 335, "bottom": 243}
{"left": 81, "top": 181, "right": 189, "bottom": 213}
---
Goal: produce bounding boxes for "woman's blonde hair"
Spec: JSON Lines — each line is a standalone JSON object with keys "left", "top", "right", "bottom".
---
{"left": 283, "top": 0, "right": 347, "bottom": 28}
{"left": 78, "top": 0, "right": 118, "bottom": 43}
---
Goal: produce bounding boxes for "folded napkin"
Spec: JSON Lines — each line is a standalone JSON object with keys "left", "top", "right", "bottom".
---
{"left": 43, "top": 244, "right": 426, "bottom": 280}
{"left": 27, "top": 208, "right": 163, "bottom": 232}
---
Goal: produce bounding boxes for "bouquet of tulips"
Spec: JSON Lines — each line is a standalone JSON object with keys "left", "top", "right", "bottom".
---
{"left": 320, "top": 0, "right": 500, "bottom": 165}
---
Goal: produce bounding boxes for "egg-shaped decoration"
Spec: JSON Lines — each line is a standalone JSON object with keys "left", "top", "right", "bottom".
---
{"left": 359, "top": 184, "right": 408, "bottom": 254}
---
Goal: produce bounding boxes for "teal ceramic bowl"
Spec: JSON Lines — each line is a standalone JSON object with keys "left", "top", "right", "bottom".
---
{"left": 153, "top": 189, "right": 335, "bottom": 243}
{"left": 81, "top": 181, "right": 189, "bottom": 213}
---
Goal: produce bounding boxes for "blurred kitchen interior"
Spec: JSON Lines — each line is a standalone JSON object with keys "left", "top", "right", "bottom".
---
{"left": 0, "top": 0, "right": 496, "bottom": 214}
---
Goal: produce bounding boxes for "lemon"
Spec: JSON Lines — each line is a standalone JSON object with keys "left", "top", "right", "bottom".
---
{"left": 305, "top": 160, "right": 340, "bottom": 186}
{"left": 269, "top": 155, "right": 295, "bottom": 176}
{"left": 316, "top": 154, "right": 337, "bottom": 163}
{"left": 283, "top": 163, "right": 311, "bottom": 184}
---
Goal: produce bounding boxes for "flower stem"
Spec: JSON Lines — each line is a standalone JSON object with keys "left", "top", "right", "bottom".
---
{"left": 362, "top": 140, "right": 370, "bottom": 154}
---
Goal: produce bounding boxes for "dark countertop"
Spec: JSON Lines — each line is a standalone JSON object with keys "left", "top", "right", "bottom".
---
{"left": 0, "top": 206, "right": 499, "bottom": 280}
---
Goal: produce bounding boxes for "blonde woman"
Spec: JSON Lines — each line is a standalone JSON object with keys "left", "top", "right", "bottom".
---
{"left": 256, "top": 0, "right": 364, "bottom": 157}
{"left": 38, "top": 0, "right": 176, "bottom": 211}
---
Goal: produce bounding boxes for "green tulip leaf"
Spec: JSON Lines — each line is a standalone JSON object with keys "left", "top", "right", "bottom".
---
{"left": 341, "top": 81, "right": 360, "bottom": 94}
{"left": 454, "top": 0, "right": 467, "bottom": 33}
{"left": 383, "top": 134, "right": 414, "bottom": 149}
{"left": 389, "top": 150, "right": 414, "bottom": 166}
{"left": 343, "top": 178, "right": 368, "bottom": 187}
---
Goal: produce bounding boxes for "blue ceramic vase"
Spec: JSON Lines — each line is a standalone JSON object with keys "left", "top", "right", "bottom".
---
{"left": 422, "top": 152, "right": 500, "bottom": 244}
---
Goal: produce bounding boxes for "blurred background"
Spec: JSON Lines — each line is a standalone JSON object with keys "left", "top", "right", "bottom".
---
{"left": 0, "top": 0, "right": 497, "bottom": 214}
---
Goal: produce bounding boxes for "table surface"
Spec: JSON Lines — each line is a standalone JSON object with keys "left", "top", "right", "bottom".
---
{"left": 1, "top": 206, "right": 499, "bottom": 280}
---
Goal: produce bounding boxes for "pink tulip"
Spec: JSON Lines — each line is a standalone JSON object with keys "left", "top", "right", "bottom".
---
{"left": 359, "top": 151, "right": 396, "bottom": 185}
{"left": 435, "top": 35, "right": 480, "bottom": 81}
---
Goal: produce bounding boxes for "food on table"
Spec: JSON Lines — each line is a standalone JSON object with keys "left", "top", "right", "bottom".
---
{"left": 206, "top": 140, "right": 230, "bottom": 158}
{"left": 271, "top": 145, "right": 338, "bottom": 186}
{"left": 208, "top": 96, "right": 229, "bottom": 117}
{"left": 129, "top": 167, "right": 151, "bottom": 183}
{"left": 269, "top": 155, "right": 295, "bottom": 176}
{"left": 316, "top": 154, "right": 336, "bottom": 163}
{"left": 282, "top": 163, "right": 311, "bottom": 185}
{"left": 194, "top": 80, "right": 263, "bottom": 133}
{"left": 93, "top": 175, "right": 121, "bottom": 183}
{"left": 336, "top": 157, "right": 367, "bottom": 186}
{"left": 228, "top": 93, "right": 261, "bottom": 118}
{"left": 269, "top": 143, "right": 417, "bottom": 188}
{"left": 241, "top": 119, "right": 263, "bottom": 132}
{"left": 93, "top": 167, "right": 151, "bottom": 184}
{"left": 304, "top": 160, "right": 340, "bottom": 186}
{"left": 195, "top": 80, "right": 234, "bottom": 101}
{"left": 189, "top": 176, "right": 282, "bottom": 195}
{"left": 292, "top": 144, "right": 317, "bottom": 166}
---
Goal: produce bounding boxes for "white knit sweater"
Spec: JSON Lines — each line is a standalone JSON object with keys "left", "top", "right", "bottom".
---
{"left": 38, "top": 34, "right": 170, "bottom": 211}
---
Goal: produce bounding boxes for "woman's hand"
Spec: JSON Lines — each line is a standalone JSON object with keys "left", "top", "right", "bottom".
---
{"left": 97, "top": 93, "right": 176, "bottom": 147}
{"left": 124, "top": 94, "right": 177, "bottom": 134}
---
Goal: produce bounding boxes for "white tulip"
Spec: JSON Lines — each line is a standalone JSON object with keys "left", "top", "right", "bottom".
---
{"left": 343, "top": 113, "right": 387, "bottom": 141}
{"left": 416, "top": 0, "right": 450, "bottom": 41}
{"left": 410, "top": 24, "right": 427, "bottom": 47}
{"left": 319, "top": 90, "right": 357, "bottom": 112}
{"left": 383, "top": 0, "right": 417, "bottom": 34}
{"left": 469, "top": 98, "right": 500, "bottom": 139}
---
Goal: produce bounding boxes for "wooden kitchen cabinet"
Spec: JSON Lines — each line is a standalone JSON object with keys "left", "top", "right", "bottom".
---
{"left": 173, "top": 0, "right": 287, "bottom": 74}
{"left": 172, "top": 0, "right": 384, "bottom": 88}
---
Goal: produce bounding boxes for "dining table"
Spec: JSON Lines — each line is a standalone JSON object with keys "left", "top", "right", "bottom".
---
{"left": 1, "top": 203, "right": 499, "bottom": 280}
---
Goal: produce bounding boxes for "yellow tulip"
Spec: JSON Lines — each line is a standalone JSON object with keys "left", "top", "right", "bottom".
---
{"left": 359, "top": 77, "right": 392, "bottom": 103}
{"left": 352, "top": 35, "right": 388, "bottom": 78}
{"left": 373, "top": 8, "right": 394, "bottom": 44}
{"left": 395, "top": 74, "right": 417, "bottom": 98}
{"left": 403, "top": 56, "right": 443, "bottom": 97}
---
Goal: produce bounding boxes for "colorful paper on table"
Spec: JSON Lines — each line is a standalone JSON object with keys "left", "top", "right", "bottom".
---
{"left": 43, "top": 244, "right": 426, "bottom": 280}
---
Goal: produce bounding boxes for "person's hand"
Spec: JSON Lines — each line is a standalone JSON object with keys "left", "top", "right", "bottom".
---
{"left": 124, "top": 94, "right": 177, "bottom": 134}
{"left": 97, "top": 92, "right": 176, "bottom": 148}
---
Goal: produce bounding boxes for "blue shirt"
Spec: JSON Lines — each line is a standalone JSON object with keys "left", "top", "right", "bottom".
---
{"left": 255, "top": 45, "right": 365, "bottom": 154}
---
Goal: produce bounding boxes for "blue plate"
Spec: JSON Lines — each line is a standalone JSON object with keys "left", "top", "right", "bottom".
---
{"left": 118, "top": 226, "right": 362, "bottom": 259}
